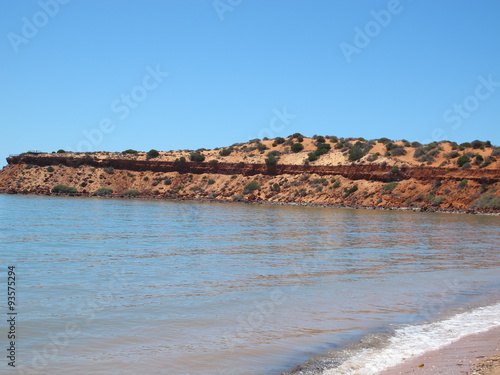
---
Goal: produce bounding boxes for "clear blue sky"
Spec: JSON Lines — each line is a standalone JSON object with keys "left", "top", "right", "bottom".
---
{"left": 1, "top": 0, "right": 500, "bottom": 167}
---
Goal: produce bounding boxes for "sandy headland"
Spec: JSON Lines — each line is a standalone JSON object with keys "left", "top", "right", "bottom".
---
{"left": 1, "top": 136, "right": 499, "bottom": 213}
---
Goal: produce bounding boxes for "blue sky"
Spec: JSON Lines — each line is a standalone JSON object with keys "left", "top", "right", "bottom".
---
{"left": 1, "top": 0, "right": 500, "bottom": 166}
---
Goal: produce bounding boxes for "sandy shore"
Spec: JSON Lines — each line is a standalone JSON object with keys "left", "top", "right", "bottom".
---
{"left": 378, "top": 326, "right": 500, "bottom": 375}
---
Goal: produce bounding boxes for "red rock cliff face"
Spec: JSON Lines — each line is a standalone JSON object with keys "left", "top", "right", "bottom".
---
{"left": 6, "top": 155, "right": 500, "bottom": 184}
{"left": 2, "top": 154, "right": 500, "bottom": 213}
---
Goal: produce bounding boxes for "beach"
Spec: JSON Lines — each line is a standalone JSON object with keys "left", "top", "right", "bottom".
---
{"left": 379, "top": 326, "right": 500, "bottom": 375}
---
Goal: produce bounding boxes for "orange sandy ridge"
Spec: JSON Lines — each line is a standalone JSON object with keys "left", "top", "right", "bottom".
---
{"left": 1, "top": 135, "right": 499, "bottom": 213}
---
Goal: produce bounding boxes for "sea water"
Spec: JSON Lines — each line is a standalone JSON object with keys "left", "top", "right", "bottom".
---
{"left": 0, "top": 194, "right": 499, "bottom": 374}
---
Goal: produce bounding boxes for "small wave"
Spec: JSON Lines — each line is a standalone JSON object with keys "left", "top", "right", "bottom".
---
{"left": 323, "top": 302, "right": 500, "bottom": 375}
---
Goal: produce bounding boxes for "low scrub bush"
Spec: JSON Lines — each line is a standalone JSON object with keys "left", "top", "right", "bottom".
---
{"left": 343, "top": 184, "right": 358, "bottom": 197}
{"left": 146, "top": 149, "right": 160, "bottom": 159}
{"left": 122, "top": 149, "right": 138, "bottom": 155}
{"left": 457, "top": 155, "right": 470, "bottom": 167}
{"left": 458, "top": 179, "right": 468, "bottom": 190}
{"left": 94, "top": 187, "right": 113, "bottom": 196}
{"left": 472, "top": 194, "right": 500, "bottom": 210}
{"left": 123, "top": 189, "right": 139, "bottom": 196}
{"left": 384, "top": 182, "right": 398, "bottom": 192}
{"left": 430, "top": 196, "right": 446, "bottom": 206}
{"left": 51, "top": 185, "right": 76, "bottom": 194}
{"left": 291, "top": 143, "right": 304, "bottom": 153}
{"left": 190, "top": 152, "right": 205, "bottom": 162}
{"left": 243, "top": 180, "right": 260, "bottom": 194}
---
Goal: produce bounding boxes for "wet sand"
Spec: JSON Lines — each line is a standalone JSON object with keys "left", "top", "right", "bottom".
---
{"left": 379, "top": 326, "right": 500, "bottom": 375}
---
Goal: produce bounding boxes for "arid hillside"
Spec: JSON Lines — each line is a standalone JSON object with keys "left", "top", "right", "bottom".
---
{"left": 1, "top": 135, "right": 499, "bottom": 213}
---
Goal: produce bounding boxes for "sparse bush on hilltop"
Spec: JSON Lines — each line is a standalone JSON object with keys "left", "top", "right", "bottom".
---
{"left": 122, "top": 149, "right": 138, "bottom": 155}
{"left": 190, "top": 152, "right": 205, "bottom": 162}
{"left": 378, "top": 137, "right": 392, "bottom": 144}
{"left": 46, "top": 166, "right": 54, "bottom": 173}
{"left": 146, "top": 149, "right": 159, "bottom": 159}
{"left": 219, "top": 148, "right": 232, "bottom": 156}
{"left": 273, "top": 137, "right": 285, "bottom": 145}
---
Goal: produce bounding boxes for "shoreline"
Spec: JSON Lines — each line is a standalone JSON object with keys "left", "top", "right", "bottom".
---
{"left": 1, "top": 190, "right": 500, "bottom": 216}
{"left": 378, "top": 326, "right": 500, "bottom": 375}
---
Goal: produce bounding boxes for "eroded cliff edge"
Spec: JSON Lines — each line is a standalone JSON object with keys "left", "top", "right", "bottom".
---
{"left": 1, "top": 157, "right": 499, "bottom": 214}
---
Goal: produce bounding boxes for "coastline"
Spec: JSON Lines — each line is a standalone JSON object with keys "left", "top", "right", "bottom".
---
{"left": 378, "top": 326, "right": 500, "bottom": 375}
{"left": 1, "top": 190, "right": 500, "bottom": 216}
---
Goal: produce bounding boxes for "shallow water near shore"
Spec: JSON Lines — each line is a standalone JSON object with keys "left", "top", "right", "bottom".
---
{"left": 1, "top": 194, "right": 499, "bottom": 374}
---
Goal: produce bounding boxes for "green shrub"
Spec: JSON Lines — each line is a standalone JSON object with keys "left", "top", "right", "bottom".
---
{"left": 122, "top": 149, "right": 138, "bottom": 155}
{"left": 315, "top": 142, "right": 331, "bottom": 155}
{"left": 232, "top": 194, "right": 244, "bottom": 201}
{"left": 274, "top": 137, "right": 285, "bottom": 145}
{"left": 389, "top": 147, "right": 407, "bottom": 156}
{"left": 57, "top": 149, "right": 66, "bottom": 153}
{"left": 378, "top": 137, "right": 392, "bottom": 144}
{"left": 104, "top": 166, "right": 114, "bottom": 174}
{"left": 265, "top": 154, "right": 278, "bottom": 165}
{"left": 256, "top": 143, "right": 267, "bottom": 151}
{"left": 291, "top": 143, "right": 304, "bottom": 153}
{"left": 307, "top": 152, "right": 319, "bottom": 162}
{"left": 46, "top": 166, "right": 54, "bottom": 173}
{"left": 457, "top": 155, "right": 470, "bottom": 167}
{"left": 123, "top": 189, "right": 139, "bottom": 196}
{"left": 458, "top": 179, "right": 468, "bottom": 190}
{"left": 219, "top": 148, "right": 232, "bottom": 156}
{"left": 348, "top": 145, "right": 365, "bottom": 161}
{"left": 94, "top": 187, "right": 113, "bottom": 196}
{"left": 471, "top": 140, "right": 484, "bottom": 149}
{"left": 344, "top": 184, "right": 358, "bottom": 197}
{"left": 190, "top": 152, "right": 205, "bottom": 162}
{"left": 333, "top": 181, "right": 341, "bottom": 188}
{"left": 146, "top": 149, "right": 160, "bottom": 159}
{"left": 384, "top": 182, "right": 398, "bottom": 192}
{"left": 243, "top": 180, "right": 260, "bottom": 194}
{"left": 205, "top": 179, "right": 214, "bottom": 185}
{"left": 430, "top": 196, "right": 446, "bottom": 206}
{"left": 51, "top": 184, "right": 77, "bottom": 194}
{"left": 472, "top": 194, "right": 500, "bottom": 209}
{"left": 391, "top": 165, "right": 400, "bottom": 173}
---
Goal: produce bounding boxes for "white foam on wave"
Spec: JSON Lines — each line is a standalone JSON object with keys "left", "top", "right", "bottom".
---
{"left": 323, "top": 302, "right": 500, "bottom": 375}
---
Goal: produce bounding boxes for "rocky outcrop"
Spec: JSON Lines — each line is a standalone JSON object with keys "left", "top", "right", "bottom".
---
{"left": 7, "top": 154, "right": 500, "bottom": 184}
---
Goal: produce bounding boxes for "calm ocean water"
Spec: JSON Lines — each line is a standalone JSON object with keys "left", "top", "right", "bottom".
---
{"left": 0, "top": 194, "right": 499, "bottom": 375}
